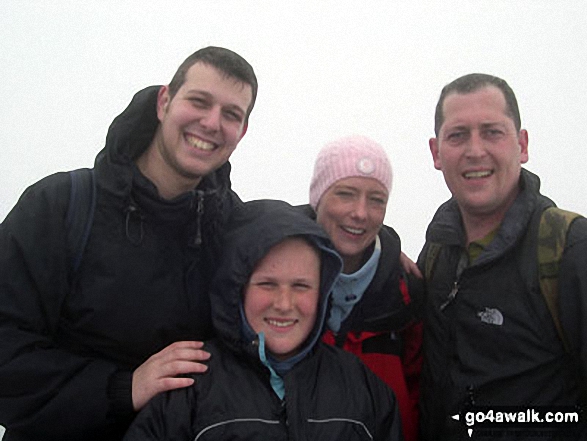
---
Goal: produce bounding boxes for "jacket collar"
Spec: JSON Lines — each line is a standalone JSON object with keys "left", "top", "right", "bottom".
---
{"left": 426, "top": 168, "right": 545, "bottom": 262}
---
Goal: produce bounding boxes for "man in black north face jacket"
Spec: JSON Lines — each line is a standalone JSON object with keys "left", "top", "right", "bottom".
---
{"left": 419, "top": 73, "right": 587, "bottom": 440}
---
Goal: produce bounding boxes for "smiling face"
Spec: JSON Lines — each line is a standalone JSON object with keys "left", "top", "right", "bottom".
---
{"left": 430, "top": 86, "right": 528, "bottom": 227}
{"left": 315, "top": 176, "right": 388, "bottom": 273}
{"left": 140, "top": 62, "right": 252, "bottom": 198}
{"left": 243, "top": 238, "right": 321, "bottom": 361}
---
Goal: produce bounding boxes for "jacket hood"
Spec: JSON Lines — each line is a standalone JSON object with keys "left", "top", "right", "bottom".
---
{"left": 88, "top": 86, "right": 236, "bottom": 252}
{"left": 210, "top": 199, "right": 343, "bottom": 368}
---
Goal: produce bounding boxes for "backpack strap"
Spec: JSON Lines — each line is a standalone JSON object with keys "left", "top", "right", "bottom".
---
{"left": 424, "top": 242, "right": 442, "bottom": 282}
{"left": 65, "top": 168, "right": 96, "bottom": 274}
{"left": 537, "top": 206, "right": 581, "bottom": 353}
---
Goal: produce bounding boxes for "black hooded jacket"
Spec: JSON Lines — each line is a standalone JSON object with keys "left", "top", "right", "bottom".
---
{"left": 0, "top": 86, "right": 241, "bottom": 440}
{"left": 124, "top": 200, "right": 403, "bottom": 441}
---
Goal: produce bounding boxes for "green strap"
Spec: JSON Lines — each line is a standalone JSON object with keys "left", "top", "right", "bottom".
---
{"left": 537, "top": 207, "right": 581, "bottom": 353}
{"left": 425, "top": 242, "right": 442, "bottom": 282}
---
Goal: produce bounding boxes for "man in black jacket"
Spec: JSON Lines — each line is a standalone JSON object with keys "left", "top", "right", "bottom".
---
{"left": 418, "top": 73, "right": 587, "bottom": 440}
{"left": 0, "top": 46, "right": 257, "bottom": 440}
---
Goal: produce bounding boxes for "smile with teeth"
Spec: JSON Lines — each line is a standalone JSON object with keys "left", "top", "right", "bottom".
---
{"left": 342, "top": 226, "right": 365, "bottom": 235}
{"left": 266, "top": 318, "right": 297, "bottom": 328}
{"left": 464, "top": 170, "right": 493, "bottom": 179}
{"left": 186, "top": 134, "right": 216, "bottom": 151}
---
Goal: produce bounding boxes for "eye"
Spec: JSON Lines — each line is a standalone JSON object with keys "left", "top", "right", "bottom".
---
{"left": 335, "top": 190, "right": 355, "bottom": 199}
{"left": 446, "top": 131, "right": 467, "bottom": 143}
{"left": 252, "top": 280, "right": 277, "bottom": 289}
{"left": 483, "top": 128, "right": 504, "bottom": 139}
{"left": 293, "top": 282, "right": 312, "bottom": 291}
{"left": 369, "top": 196, "right": 387, "bottom": 206}
{"left": 189, "top": 97, "right": 209, "bottom": 108}
{"left": 223, "top": 109, "right": 244, "bottom": 123}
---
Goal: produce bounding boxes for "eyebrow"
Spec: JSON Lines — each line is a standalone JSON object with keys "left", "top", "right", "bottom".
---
{"left": 479, "top": 122, "right": 507, "bottom": 129}
{"left": 445, "top": 121, "right": 506, "bottom": 131}
{"left": 334, "top": 184, "right": 386, "bottom": 196}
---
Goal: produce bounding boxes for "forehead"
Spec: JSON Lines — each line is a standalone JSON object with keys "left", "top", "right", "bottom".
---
{"left": 180, "top": 62, "right": 253, "bottom": 110}
{"left": 441, "top": 86, "right": 512, "bottom": 130}
{"left": 328, "top": 176, "right": 388, "bottom": 194}
{"left": 254, "top": 238, "right": 320, "bottom": 273}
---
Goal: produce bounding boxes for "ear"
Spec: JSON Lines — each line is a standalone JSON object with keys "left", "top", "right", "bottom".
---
{"left": 156, "top": 86, "right": 171, "bottom": 121}
{"left": 518, "top": 129, "right": 529, "bottom": 164}
{"left": 238, "top": 122, "right": 248, "bottom": 141}
{"left": 429, "top": 138, "right": 442, "bottom": 170}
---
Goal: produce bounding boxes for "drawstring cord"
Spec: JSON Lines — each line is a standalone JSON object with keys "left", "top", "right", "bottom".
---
{"left": 124, "top": 200, "right": 144, "bottom": 245}
{"left": 123, "top": 187, "right": 215, "bottom": 247}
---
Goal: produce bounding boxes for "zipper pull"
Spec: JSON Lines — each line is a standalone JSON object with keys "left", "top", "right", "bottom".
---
{"left": 440, "top": 281, "right": 459, "bottom": 310}
{"left": 193, "top": 191, "right": 204, "bottom": 247}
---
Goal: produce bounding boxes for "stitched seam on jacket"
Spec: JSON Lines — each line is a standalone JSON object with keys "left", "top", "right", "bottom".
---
{"left": 194, "top": 418, "right": 280, "bottom": 441}
{"left": 307, "top": 418, "right": 373, "bottom": 440}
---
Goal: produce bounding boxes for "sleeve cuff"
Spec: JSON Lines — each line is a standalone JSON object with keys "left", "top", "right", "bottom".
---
{"left": 107, "top": 369, "right": 135, "bottom": 417}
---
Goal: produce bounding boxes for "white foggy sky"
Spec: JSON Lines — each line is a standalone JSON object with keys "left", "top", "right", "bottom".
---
{"left": 1, "top": 0, "right": 586, "bottom": 262}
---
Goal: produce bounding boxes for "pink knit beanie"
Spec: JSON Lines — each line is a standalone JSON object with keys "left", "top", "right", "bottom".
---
{"left": 309, "top": 135, "right": 393, "bottom": 209}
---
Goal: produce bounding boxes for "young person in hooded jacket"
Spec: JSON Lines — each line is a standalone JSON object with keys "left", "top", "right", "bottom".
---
{"left": 300, "top": 135, "right": 423, "bottom": 441}
{"left": 123, "top": 199, "right": 403, "bottom": 441}
{"left": 0, "top": 46, "right": 257, "bottom": 440}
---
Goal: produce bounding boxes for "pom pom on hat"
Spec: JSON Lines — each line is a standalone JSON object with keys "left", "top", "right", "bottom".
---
{"left": 309, "top": 135, "right": 393, "bottom": 209}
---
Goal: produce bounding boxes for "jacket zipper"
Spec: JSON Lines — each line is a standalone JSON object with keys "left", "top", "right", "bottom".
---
{"left": 440, "top": 252, "right": 468, "bottom": 311}
{"left": 440, "top": 281, "right": 459, "bottom": 311}
{"left": 192, "top": 190, "right": 205, "bottom": 247}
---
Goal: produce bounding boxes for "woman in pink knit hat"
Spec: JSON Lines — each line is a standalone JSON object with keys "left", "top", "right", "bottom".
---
{"left": 304, "top": 135, "right": 423, "bottom": 441}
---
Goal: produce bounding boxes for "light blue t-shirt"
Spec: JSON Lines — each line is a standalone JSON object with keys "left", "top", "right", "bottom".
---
{"left": 327, "top": 235, "right": 381, "bottom": 333}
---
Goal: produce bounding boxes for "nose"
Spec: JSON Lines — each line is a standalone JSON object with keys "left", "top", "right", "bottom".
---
{"left": 200, "top": 106, "right": 222, "bottom": 132}
{"left": 464, "top": 131, "right": 487, "bottom": 158}
{"left": 350, "top": 196, "right": 368, "bottom": 221}
{"left": 274, "top": 287, "right": 294, "bottom": 312}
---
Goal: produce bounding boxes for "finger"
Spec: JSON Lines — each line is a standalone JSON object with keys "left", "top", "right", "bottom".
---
{"left": 160, "top": 360, "right": 209, "bottom": 378}
{"left": 155, "top": 342, "right": 210, "bottom": 361}
{"left": 165, "top": 348, "right": 211, "bottom": 362}
{"left": 165, "top": 340, "right": 206, "bottom": 350}
{"left": 157, "top": 376, "right": 195, "bottom": 394}
{"left": 410, "top": 260, "right": 423, "bottom": 278}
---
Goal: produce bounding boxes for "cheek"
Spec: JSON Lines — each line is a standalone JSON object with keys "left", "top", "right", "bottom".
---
{"left": 317, "top": 205, "right": 341, "bottom": 232}
{"left": 434, "top": 146, "right": 462, "bottom": 172}
{"left": 370, "top": 208, "right": 386, "bottom": 225}
{"left": 298, "top": 295, "right": 319, "bottom": 319}
{"left": 244, "top": 292, "right": 269, "bottom": 326}
{"left": 319, "top": 217, "right": 338, "bottom": 239}
{"left": 365, "top": 209, "right": 385, "bottom": 235}
{"left": 226, "top": 123, "right": 246, "bottom": 144}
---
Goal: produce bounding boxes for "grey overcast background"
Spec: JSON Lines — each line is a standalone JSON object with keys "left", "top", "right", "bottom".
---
{"left": 1, "top": 0, "right": 586, "bottom": 434}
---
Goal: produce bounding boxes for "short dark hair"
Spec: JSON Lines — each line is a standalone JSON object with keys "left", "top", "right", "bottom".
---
{"left": 434, "top": 73, "right": 521, "bottom": 137}
{"left": 167, "top": 46, "right": 258, "bottom": 123}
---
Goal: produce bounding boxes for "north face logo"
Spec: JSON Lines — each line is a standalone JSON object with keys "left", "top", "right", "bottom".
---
{"left": 477, "top": 307, "right": 504, "bottom": 325}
